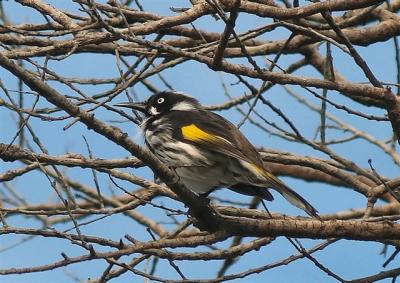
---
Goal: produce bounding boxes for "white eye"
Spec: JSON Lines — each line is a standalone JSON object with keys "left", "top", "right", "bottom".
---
{"left": 157, "top": 98, "right": 165, "bottom": 104}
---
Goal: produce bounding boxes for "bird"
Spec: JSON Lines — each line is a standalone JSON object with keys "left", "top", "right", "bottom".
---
{"left": 115, "top": 91, "right": 318, "bottom": 217}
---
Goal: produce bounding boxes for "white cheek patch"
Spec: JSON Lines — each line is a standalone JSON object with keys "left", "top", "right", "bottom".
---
{"left": 148, "top": 106, "right": 159, "bottom": 116}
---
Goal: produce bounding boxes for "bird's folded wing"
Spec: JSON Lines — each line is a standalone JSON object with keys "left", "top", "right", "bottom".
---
{"left": 174, "top": 112, "right": 319, "bottom": 217}
{"left": 180, "top": 123, "right": 247, "bottom": 160}
{"left": 179, "top": 122, "right": 288, "bottom": 183}
{"left": 171, "top": 109, "right": 265, "bottom": 168}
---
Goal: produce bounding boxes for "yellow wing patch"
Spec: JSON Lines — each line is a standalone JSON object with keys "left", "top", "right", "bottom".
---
{"left": 181, "top": 124, "right": 219, "bottom": 143}
{"left": 182, "top": 124, "right": 269, "bottom": 174}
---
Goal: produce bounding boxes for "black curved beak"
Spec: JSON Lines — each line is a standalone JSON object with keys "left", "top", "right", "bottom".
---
{"left": 114, "top": 102, "right": 147, "bottom": 113}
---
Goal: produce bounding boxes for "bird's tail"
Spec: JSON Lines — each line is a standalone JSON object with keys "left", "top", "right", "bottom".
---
{"left": 263, "top": 171, "right": 319, "bottom": 218}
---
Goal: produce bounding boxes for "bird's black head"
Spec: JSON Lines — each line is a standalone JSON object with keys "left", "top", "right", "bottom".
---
{"left": 115, "top": 91, "right": 201, "bottom": 117}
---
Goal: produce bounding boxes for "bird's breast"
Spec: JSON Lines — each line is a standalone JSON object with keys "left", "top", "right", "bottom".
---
{"left": 143, "top": 118, "right": 211, "bottom": 167}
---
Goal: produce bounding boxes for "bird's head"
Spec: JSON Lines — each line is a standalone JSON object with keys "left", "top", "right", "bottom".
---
{"left": 115, "top": 91, "right": 201, "bottom": 117}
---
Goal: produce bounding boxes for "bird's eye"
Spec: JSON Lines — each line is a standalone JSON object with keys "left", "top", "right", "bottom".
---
{"left": 157, "top": 98, "right": 165, "bottom": 104}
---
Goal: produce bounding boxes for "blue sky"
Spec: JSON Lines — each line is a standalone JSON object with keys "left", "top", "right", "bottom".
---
{"left": 0, "top": 1, "right": 398, "bottom": 282}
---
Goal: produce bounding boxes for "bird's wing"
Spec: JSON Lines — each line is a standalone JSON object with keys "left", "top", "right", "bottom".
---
{"left": 170, "top": 110, "right": 319, "bottom": 217}
{"left": 170, "top": 110, "right": 264, "bottom": 168}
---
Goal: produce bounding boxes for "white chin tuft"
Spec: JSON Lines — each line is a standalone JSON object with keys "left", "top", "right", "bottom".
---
{"left": 148, "top": 106, "right": 159, "bottom": 115}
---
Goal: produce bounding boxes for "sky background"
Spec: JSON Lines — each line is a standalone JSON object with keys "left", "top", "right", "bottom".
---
{"left": 0, "top": 1, "right": 399, "bottom": 282}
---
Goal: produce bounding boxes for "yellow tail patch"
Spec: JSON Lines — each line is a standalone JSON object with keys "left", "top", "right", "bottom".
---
{"left": 250, "top": 163, "right": 276, "bottom": 180}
